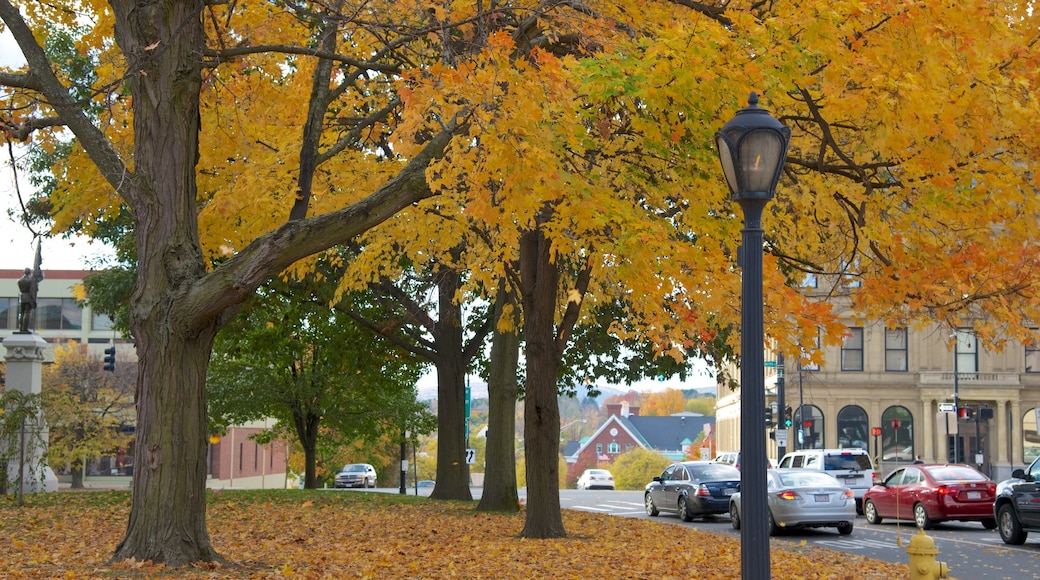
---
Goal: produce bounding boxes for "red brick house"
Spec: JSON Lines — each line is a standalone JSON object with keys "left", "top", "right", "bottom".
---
{"left": 564, "top": 402, "right": 715, "bottom": 480}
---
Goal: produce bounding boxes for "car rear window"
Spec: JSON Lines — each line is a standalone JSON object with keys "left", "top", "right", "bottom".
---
{"left": 823, "top": 453, "right": 872, "bottom": 471}
{"left": 778, "top": 471, "right": 840, "bottom": 487}
{"left": 926, "top": 466, "right": 987, "bottom": 482}
{"left": 690, "top": 464, "right": 741, "bottom": 480}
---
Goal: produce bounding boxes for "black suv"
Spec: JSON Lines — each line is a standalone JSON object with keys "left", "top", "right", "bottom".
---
{"left": 994, "top": 456, "right": 1040, "bottom": 544}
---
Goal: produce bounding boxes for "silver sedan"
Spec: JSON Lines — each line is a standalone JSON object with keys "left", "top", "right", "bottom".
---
{"left": 730, "top": 469, "right": 856, "bottom": 535}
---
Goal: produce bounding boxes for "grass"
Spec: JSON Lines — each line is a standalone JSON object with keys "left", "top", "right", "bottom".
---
{"left": 0, "top": 489, "right": 913, "bottom": 579}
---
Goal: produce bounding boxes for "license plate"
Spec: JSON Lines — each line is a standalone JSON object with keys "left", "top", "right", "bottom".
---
{"left": 814, "top": 494, "right": 829, "bottom": 502}
{"left": 843, "top": 475, "right": 859, "bottom": 481}
{"left": 967, "top": 491, "right": 981, "bottom": 499}
{"left": 723, "top": 488, "right": 737, "bottom": 496}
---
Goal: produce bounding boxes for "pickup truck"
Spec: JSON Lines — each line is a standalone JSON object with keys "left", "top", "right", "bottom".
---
{"left": 994, "top": 456, "right": 1040, "bottom": 544}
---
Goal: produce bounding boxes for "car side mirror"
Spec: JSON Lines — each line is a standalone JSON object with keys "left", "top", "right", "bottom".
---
{"left": 653, "top": 476, "right": 663, "bottom": 483}
{"left": 1012, "top": 469, "right": 1026, "bottom": 479}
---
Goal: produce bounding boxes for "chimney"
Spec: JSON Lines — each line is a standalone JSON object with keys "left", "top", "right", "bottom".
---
{"left": 606, "top": 403, "right": 622, "bottom": 417}
{"left": 621, "top": 401, "right": 630, "bottom": 417}
{"left": 628, "top": 406, "right": 640, "bottom": 417}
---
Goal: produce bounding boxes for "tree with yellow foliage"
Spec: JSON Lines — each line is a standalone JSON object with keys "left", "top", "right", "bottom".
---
{"left": 3, "top": 0, "right": 1040, "bottom": 566}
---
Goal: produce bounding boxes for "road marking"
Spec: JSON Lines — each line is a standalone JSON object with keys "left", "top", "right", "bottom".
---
{"left": 815, "top": 538, "right": 899, "bottom": 551}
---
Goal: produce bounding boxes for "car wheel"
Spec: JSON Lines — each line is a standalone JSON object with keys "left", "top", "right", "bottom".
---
{"left": 837, "top": 522, "right": 854, "bottom": 536}
{"left": 864, "top": 500, "right": 883, "bottom": 525}
{"left": 981, "top": 518, "right": 997, "bottom": 530}
{"left": 998, "top": 503, "right": 1028, "bottom": 545}
{"left": 768, "top": 511, "right": 781, "bottom": 536}
{"left": 368, "top": 479, "right": 376, "bottom": 489}
{"left": 678, "top": 496, "right": 693, "bottom": 522}
{"left": 913, "top": 503, "right": 934, "bottom": 530}
{"left": 729, "top": 502, "right": 741, "bottom": 530}
{"left": 644, "top": 493, "right": 660, "bottom": 517}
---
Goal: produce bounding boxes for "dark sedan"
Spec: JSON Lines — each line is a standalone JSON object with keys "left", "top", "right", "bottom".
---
{"left": 645, "top": 461, "right": 741, "bottom": 522}
{"left": 863, "top": 464, "right": 997, "bottom": 530}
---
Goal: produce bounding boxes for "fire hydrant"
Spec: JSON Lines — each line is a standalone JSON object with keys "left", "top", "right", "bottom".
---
{"left": 906, "top": 529, "right": 949, "bottom": 579}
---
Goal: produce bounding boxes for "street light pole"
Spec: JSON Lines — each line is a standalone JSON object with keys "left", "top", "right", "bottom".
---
{"left": 716, "top": 92, "right": 791, "bottom": 580}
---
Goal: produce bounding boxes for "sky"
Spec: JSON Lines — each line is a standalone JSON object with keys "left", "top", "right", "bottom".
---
{"left": 1, "top": 30, "right": 115, "bottom": 271}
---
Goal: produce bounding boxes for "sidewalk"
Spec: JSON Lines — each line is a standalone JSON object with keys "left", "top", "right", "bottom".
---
{"left": 58, "top": 475, "right": 132, "bottom": 491}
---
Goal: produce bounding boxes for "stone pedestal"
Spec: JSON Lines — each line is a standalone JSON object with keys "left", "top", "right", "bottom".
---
{"left": 2, "top": 332, "right": 59, "bottom": 493}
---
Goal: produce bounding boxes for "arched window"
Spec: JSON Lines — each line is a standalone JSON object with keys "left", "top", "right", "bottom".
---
{"left": 837, "top": 406, "right": 869, "bottom": 451}
{"left": 794, "top": 404, "right": 824, "bottom": 449}
{"left": 881, "top": 406, "right": 914, "bottom": 462}
{"left": 1024, "top": 409, "right": 1040, "bottom": 462}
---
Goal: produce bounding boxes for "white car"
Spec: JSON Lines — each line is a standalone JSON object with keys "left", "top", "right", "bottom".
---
{"left": 333, "top": 463, "right": 378, "bottom": 488}
{"left": 577, "top": 469, "right": 615, "bottom": 490}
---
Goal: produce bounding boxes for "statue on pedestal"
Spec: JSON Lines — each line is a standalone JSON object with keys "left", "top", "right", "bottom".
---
{"left": 16, "top": 244, "right": 44, "bottom": 334}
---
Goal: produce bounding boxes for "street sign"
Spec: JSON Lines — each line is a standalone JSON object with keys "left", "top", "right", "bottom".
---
{"left": 775, "top": 429, "right": 788, "bottom": 446}
{"left": 465, "top": 448, "right": 476, "bottom": 465}
{"left": 938, "top": 402, "right": 956, "bottom": 413}
{"left": 764, "top": 361, "right": 777, "bottom": 368}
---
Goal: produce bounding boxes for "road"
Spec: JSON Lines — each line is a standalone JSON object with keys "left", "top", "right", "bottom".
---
{"left": 557, "top": 489, "right": 1038, "bottom": 580}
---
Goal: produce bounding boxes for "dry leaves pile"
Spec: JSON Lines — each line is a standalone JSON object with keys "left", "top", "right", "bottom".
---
{"left": 0, "top": 489, "right": 911, "bottom": 579}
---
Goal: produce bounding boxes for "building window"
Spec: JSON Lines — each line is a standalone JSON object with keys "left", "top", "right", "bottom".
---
{"left": 1027, "top": 341, "right": 1040, "bottom": 373}
{"left": 882, "top": 406, "right": 914, "bottom": 462}
{"left": 955, "top": 329, "right": 977, "bottom": 374}
{"left": 0, "top": 297, "right": 16, "bottom": 329}
{"left": 795, "top": 405, "right": 824, "bottom": 449}
{"left": 1024, "top": 409, "right": 1040, "bottom": 462}
{"left": 800, "top": 331, "right": 821, "bottom": 371}
{"left": 841, "top": 327, "right": 864, "bottom": 371}
{"left": 837, "top": 406, "right": 869, "bottom": 451}
{"left": 841, "top": 258, "right": 862, "bottom": 288}
{"left": 608, "top": 442, "right": 620, "bottom": 454}
{"left": 885, "top": 328, "right": 908, "bottom": 372}
{"left": 596, "top": 443, "right": 602, "bottom": 454}
{"left": 91, "top": 311, "right": 114, "bottom": 331}
{"left": 626, "top": 444, "right": 633, "bottom": 452}
{"left": 801, "top": 273, "right": 818, "bottom": 289}
{"left": 37, "top": 298, "right": 83, "bottom": 331}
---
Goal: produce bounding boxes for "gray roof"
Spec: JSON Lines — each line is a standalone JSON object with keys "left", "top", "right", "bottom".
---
{"left": 624, "top": 414, "right": 714, "bottom": 453}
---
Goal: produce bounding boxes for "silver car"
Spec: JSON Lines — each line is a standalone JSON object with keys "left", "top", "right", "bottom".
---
{"left": 730, "top": 469, "right": 855, "bottom": 535}
{"left": 333, "top": 463, "right": 378, "bottom": 488}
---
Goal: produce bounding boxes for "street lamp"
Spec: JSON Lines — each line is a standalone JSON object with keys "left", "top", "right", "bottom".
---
{"left": 715, "top": 91, "right": 791, "bottom": 580}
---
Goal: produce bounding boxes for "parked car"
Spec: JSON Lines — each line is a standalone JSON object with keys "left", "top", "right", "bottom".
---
{"left": 333, "top": 463, "right": 378, "bottom": 488}
{"left": 577, "top": 469, "right": 615, "bottom": 490}
{"left": 863, "top": 464, "right": 996, "bottom": 530}
{"left": 730, "top": 469, "right": 856, "bottom": 536}
{"left": 644, "top": 461, "right": 741, "bottom": 522}
{"left": 416, "top": 480, "right": 436, "bottom": 488}
{"left": 777, "top": 448, "right": 877, "bottom": 514}
{"left": 994, "top": 456, "right": 1040, "bottom": 544}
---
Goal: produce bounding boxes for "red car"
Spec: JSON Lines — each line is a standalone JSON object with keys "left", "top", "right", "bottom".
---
{"left": 863, "top": 464, "right": 996, "bottom": 530}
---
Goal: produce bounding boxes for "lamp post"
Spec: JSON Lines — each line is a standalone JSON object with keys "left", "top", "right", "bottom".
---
{"left": 715, "top": 92, "right": 791, "bottom": 580}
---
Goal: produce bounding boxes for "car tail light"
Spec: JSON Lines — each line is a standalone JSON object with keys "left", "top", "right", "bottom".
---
{"left": 872, "top": 473, "right": 881, "bottom": 486}
{"left": 777, "top": 491, "right": 798, "bottom": 501}
{"left": 696, "top": 484, "right": 712, "bottom": 497}
{"left": 842, "top": 489, "right": 854, "bottom": 499}
{"left": 936, "top": 485, "right": 950, "bottom": 496}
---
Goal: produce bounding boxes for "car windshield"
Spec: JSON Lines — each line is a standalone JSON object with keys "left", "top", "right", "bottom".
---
{"left": 588, "top": 470, "right": 610, "bottom": 476}
{"left": 777, "top": 471, "right": 841, "bottom": 487}
{"left": 823, "top": 453, "right": 872, "bottom": 470}
{"left": 926, "top": 466, "right": 987, "bottom": 482}
{"left": 342, "top": 465, "right": 366, "bottom": 472}
{"left": 689, "top": 464, "right": 740, "bottom": 480}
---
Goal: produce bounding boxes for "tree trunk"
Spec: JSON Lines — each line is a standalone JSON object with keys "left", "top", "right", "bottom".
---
{"left": 109, "top": 0, "right": 222, "bottom": 565}
{"left": 70, "top": 462, "right": 84, "bottom": 489}
{"left": 430, "top": 271, "right": 472, "bottom": 501}
{"left": 519, "top": 229, "right": 566, "bottom": 538}
{"left": 297, "top": 413, "right": 321, "bottom": 489}
{"left": 477, "top": 285, "right": 520, "bottom": 513}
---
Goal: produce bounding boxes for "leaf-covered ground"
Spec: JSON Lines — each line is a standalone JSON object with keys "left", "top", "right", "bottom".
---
{"left": 0, "top": 489, "right": 914, "bottom": 579}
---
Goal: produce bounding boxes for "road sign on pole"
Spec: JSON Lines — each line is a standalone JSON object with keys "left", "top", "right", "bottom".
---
{"left": 938, "top": 402, "right": 956, "bottom": 413}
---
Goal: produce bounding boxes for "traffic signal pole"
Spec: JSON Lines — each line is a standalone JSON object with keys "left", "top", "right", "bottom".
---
{"left": 776, "top": 352, "right": 786, "bottom": 458}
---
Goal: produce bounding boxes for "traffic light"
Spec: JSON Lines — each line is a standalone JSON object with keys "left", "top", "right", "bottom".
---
{"left": 784, "top": 406, "right": 793, "bottom": 428}
{"left": 958, "top": 406, "right": 974, "bottom": 420}
{"left": 765, "top": 406, "right": 774, "bottom": 427}
{"left": 103, "top": 347, "right": 116, "bottom": 372}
